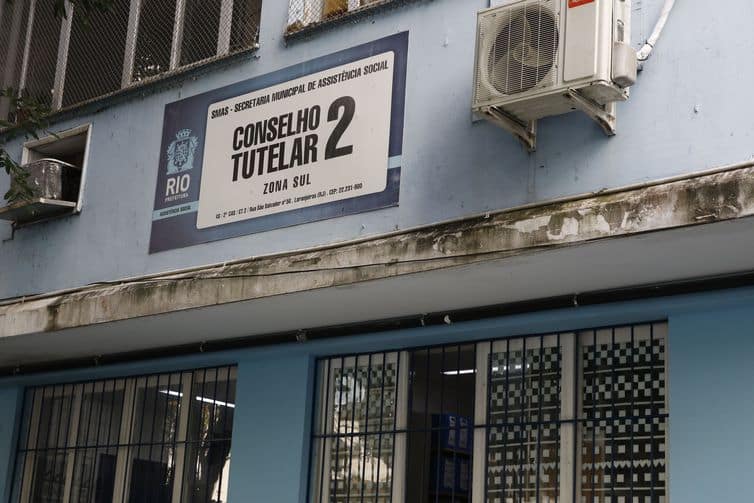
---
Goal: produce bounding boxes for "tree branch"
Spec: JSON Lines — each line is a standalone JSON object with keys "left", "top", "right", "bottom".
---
{"left": 1, "top": 89, "right": 53, "bottom": 203}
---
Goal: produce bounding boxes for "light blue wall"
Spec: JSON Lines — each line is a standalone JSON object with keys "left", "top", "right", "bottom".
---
{"left": 229, "top": 353, "right": 314, "bottom": 503}
{"left": 0, "top": 287, "right": 753, "bottom": 501}
{"left": 1, "top": 0, "right": 753, "bottom": 298}
{"left": 668, "top": 306, "right": 754, "bottom": 502}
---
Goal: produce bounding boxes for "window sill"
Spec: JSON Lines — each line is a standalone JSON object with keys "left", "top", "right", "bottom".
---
{"left": 0, "top": 198, "right": 77, "bottom": 227}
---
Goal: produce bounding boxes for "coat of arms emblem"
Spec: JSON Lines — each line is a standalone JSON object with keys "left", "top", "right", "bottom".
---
{"left": 166, "top": 128, "right": 199, "bottom": 175}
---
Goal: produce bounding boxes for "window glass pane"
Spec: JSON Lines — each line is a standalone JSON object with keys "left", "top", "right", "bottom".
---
{"left": 12, "top": 366, "right": 237, "bottom": 503}
{"left": 0, "top": 0, "right": 31, "bottom": 119}
{"left": 229, "top": 0, "right": 262, "bottom": 53}
{"left": 406, "top": 345, "right": 476, "bottom": 503}
{"left": 287, "top": 0, "right": 321, "bottom": 30}
{"left": 323, "top": 0, "right": 348, "bottom": 20}
{"left": 312, "top": 353, "right": 401, "bottom": 503}
{"left": 336, "top": 356, "right": 395, "bottom": 502}
{"left": 62, "top": 0, "right": 130, "bottom": 107}
{"left": 126, "top": 374, "right": 180, "bottom": 503}
{"left": 486, "top": 337, "right": 561, "bottom": 503}
{"left": 70, "top": 380, "right": 125, "bottom": 503}
{"left": 310, "top": 324, "right": 667, "bottom": 503}
{"left": 28, "top": 386, "right": 76, "bottom": 503}
{"left": 8, "top": 390, "right": 35, "bottom": 503}
{"left": 180, "top": 0, "right": 222, "bottom": 67}
{"left": 4, "top": 0, "right": 261, "bottom": 113}
{"left": 21, "top": 2, "right": 61, "bottom": 106}
{"left": 580, "top": 325, "right": 667, "bottom": 503}
{"left": 182, "top": 367, "right": 237, "bottom": 503}
{"left": 132, "top": 0, "right": 177, "bottom": 83}
{"left": 287, "top": 0, "right": 392, "bottom": 33}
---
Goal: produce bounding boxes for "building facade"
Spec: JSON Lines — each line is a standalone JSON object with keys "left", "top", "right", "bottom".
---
{"left": 0, "top": 0, "right": 753, "bottom": 502}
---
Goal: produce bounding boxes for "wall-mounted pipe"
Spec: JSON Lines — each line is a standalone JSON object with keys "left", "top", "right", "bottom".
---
{"left": 637, "top": 0, "right": 676, "bottom": 62}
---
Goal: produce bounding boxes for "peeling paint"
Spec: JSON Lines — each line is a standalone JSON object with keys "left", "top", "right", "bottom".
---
{"left": 547, "top": 216, "right": 580, "bottom": 241}
{"left": 507, "top": 215, "right": 551, "bottom": 234}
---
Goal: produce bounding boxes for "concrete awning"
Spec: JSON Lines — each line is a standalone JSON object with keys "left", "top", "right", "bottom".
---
{"left": 2, "top": 163, "right": 754, "bottom": 369}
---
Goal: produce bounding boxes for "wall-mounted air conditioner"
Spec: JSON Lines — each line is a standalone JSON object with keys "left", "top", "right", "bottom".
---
{"left": 0, "top": 158, "right": 82, "bottom": 226}
{"left": 473, "top": 0, "right": 636, "bottom": 151}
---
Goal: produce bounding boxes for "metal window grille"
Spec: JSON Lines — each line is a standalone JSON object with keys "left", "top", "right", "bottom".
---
{"left": 9, "top": 365, "right": 237, "bottom": 503}
{"left": 310, "top": 353, "right": 409, "bottom": 503}
{"left": 309, "top": 322, "right": 668, "bottom": 503}
{"left": 286, "top": 0, "right": 418, "bottom": 37}
{"left": 0, "top": 0, "right": 262, "bottom": 121}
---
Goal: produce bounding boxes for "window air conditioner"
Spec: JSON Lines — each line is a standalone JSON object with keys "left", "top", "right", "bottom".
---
{"left": 472, "top": 0, "right": 636, "bottom": 151}
{"left": 0, "top": 158, "right": 82, "bottom": 225}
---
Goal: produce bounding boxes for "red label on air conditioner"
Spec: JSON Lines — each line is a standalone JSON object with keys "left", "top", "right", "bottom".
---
{"left": 568, "top": 0, "right": 595, "bottom": 7}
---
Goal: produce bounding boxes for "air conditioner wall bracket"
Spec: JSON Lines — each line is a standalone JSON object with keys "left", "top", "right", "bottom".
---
{"left": 481, "top": 106, "right": 537, "bottom": 152}
{"left": 565, "top": 89, "right": 617, "bottom": 136}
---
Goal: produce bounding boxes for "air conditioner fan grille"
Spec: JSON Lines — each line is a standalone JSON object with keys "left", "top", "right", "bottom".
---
{"left": 476, "top": 1, "right": 559, "bottom": 102}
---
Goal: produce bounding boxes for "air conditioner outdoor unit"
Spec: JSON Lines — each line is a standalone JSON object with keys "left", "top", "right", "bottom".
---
{"left": 0, "top": 158, "right": 81, "bottom": 226}
{"left": 473, "top": 0, "right": 636, "bottom": 151}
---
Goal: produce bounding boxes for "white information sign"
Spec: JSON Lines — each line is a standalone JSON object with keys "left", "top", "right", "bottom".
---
{"left": 196, "top": 51, "right": 395, "bottom": 229}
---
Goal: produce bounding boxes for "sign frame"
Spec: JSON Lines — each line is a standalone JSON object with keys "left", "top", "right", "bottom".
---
{"left": 149, "top": 32, "right": 408, "bottom": 253}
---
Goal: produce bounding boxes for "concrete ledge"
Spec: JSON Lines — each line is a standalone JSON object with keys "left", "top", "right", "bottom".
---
{"left": 2, "top": 163, "right": 754, "bottom": 339}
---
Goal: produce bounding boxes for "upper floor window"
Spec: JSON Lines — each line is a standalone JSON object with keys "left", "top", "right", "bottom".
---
{"left": 9, "top": 366, "right": 237, "bottom": 503}
{"left": 0, "top": 0, "right": 262, "bottom": 121}
{"left": 309, "top": 322, "right": 668, "bottom": 503}
{"left": 286, "top": 0, "right": 394, "bottom": 36}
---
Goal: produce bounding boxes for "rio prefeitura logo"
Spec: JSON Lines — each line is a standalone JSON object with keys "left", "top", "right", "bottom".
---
{"left": 166, "top": 128, "right": 199, "bottom": 175}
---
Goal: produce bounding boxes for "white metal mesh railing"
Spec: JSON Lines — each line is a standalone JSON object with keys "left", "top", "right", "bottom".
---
{"left": 285, "top": 0, "right": 413, "bottom": 37}
{"left": 0, "top": 0, "right": 261, "bottom": 122}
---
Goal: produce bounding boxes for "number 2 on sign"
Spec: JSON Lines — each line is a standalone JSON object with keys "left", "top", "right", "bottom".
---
{"left": 325, "top": 96, "right": 356, "bottom": 160}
